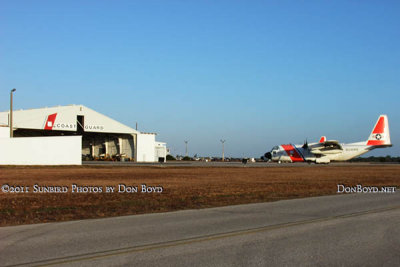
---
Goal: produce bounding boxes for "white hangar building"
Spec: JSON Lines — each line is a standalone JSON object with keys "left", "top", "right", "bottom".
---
{"left": 0, "top": 105, "right": 167, "bottom": 162}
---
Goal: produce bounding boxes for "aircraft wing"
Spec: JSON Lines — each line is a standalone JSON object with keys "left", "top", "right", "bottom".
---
{"left": 310, "top": 140, "right": 343, "bottom": 155}
{"left": 322, "top": 140, "right": 341, "bottom": 147}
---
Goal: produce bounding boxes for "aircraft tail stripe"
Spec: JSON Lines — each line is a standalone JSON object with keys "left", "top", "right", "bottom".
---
{"left": 373, "top": 117, "right": 385, "bottom": 134}
{"left": 367, "top": 140, "right": 385, "bottom": 146}
{"left": 367, "top": 115, "right": 391, "bottom": 146}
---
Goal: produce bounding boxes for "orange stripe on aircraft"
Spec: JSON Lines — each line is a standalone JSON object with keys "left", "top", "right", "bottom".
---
{"left": 281, "top": 144, "right": 304, "bottom": 162}
{"left": 367, "top": 140, "right": 385, "bottom": 146}
{"left": 373, "top": 117, "right": 385, "bottom": 133}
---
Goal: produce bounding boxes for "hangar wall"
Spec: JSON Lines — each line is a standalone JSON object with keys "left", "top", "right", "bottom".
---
{"left": 136, "top": 133, "right": 156, "bottom": 162}
{"left": 155, "top": 142, "right": 167, "bottom": 162}
{"left": 0, "top": 127, "right": 8, "bottom": 138}
{"left": 0, "top": 128, "right": 82, "bottom": 165}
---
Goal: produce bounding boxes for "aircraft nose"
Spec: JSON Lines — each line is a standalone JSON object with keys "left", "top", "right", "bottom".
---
{"left": 264, "top": 152, "right": 272, "bottom": 159}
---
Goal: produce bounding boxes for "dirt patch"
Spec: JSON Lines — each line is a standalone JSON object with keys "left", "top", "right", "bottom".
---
{"left": 1, "top": 165, "right": 399, "bottom": 226}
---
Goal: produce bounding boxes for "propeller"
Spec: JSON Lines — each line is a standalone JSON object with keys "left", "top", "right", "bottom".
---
{"left": 302, "top": 139, "right": 309, "bottom": 149}
{"left": 264, "top": 152, "right": 272, "bottom": 160}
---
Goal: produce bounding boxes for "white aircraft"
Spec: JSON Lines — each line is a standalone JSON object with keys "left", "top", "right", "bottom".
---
{"left": 262, "top": 115, "right": 392, "bottom": 164}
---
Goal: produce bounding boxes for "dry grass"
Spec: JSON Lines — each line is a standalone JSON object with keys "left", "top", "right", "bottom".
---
{"left": 0, "top": 165, "right": 399, "bottom": 226}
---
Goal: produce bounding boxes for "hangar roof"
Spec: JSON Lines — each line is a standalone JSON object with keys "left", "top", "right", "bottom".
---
{"left": 0, "top": 105, "right": 140, "bottom": 134}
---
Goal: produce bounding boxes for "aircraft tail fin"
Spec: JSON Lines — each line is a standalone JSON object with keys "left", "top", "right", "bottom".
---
{"left": 319, "top": 136, "right": 326, "bottom": 143}
{"left": 366, "top": 115, "right": 391, "bottom": 146}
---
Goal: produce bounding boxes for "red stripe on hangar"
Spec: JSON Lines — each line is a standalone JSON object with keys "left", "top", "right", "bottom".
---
{"left": 44, "top": 113, "right": 57, "bottom": 130}
{"left": 281, "top": 144, "right": 304, "bottom": 162}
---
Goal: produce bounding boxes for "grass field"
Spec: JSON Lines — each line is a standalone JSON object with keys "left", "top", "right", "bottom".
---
{"left": 1, "top": 165, "right": 399, "bottom": 226}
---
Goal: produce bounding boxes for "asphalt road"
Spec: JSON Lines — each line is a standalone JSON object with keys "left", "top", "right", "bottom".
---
{"left": 1, "top": 193, "right": 399, "bottom": 266}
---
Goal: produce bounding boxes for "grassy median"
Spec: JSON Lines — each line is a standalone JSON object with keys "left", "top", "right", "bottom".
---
{"left": 1, "top": 164, "right": 399, "bottom": 226}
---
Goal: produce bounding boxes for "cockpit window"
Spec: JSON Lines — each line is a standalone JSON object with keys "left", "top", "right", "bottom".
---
{"left": 271, "top": 146, "right": 279, "bottom": 151}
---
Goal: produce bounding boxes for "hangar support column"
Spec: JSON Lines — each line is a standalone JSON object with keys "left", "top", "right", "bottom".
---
{"left": 91, "top": 138, "right": 95, "bottom": 158}
{"left": 118, "top": 137, "right": 123, "bottom": 155}
{"left": 132, "top": 134, "right": 137, "bottom": 162}
{"left": 104, "top": 138, "right": 109, "bottom": 156}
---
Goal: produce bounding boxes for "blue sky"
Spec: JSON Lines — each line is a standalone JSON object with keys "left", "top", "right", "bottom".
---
{"left": 1, "top": 0, "right": 399, "bottom": 157}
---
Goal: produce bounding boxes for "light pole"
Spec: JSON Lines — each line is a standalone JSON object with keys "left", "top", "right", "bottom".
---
{"left": 184, "top": 140, "right": 188, "bottom": 157}
{"left": 10, "top": 88, "right": 16, "bottom": 138}
{"left": 220, "top": 139, "right": 226, "bottom": 161}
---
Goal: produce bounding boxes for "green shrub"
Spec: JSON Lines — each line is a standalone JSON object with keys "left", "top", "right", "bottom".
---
{"left": 166, "top": 155, "right": 176, "bottom": 161}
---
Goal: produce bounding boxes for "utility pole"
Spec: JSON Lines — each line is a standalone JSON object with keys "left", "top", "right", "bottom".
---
{"left": 220, "top": 139, "right": 226, "bottom": 161}
{"left": 184, "top": 140, "right": 188, "bottom": 157}
{"left": 10, "top": 88, "right": 16, "bottom": 138}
